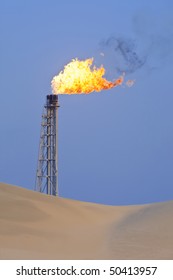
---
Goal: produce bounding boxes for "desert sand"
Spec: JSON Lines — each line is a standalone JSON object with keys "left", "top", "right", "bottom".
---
{"left": 0, "top": 182, "right": 172, "bottom": 260}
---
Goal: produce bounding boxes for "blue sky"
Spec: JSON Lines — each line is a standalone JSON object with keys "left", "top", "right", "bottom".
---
{"left": 1, "top": 0, "right": 173, "bottom": 205}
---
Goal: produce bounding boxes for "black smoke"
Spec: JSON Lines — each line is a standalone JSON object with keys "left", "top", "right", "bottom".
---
{"left": 99, "top": 9, "right": 173, "bottom": 77}
{"left": 100, "top": 36, "right": 147, "bottom": 75}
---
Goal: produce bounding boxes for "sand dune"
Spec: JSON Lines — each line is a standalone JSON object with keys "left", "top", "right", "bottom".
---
{"left": 0, "top": 183, "right": 172, "bottom": 259}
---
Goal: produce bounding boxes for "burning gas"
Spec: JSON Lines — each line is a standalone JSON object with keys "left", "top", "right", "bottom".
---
{"left": 51, "top": 58, "right": 126, "bottom": 94}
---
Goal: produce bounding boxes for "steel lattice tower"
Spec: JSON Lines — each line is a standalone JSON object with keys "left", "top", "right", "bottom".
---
{"left": 36, "top": 94, "right": 59, "bottom": 195}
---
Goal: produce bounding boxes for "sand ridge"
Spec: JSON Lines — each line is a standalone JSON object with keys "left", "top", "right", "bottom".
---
{"left": 0, "top": 183, "right": 172, "bottom": 259}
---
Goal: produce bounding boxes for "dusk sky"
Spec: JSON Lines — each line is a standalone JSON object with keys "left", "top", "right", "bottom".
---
{"left": 1, "top": 0, "right": 173, "bottom": 205}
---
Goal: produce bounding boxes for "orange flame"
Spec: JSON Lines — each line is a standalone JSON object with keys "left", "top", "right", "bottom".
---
{"left": 51, "top": 58, "right": 124, "bottom": 94}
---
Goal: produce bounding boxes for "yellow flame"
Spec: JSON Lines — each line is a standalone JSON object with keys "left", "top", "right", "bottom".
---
{"left": 51, "top": 58, "right": 124, "bottom": 94}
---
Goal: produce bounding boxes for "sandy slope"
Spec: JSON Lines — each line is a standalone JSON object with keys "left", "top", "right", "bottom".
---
{"left": 0, "top": 183, "right": 172, "bottom": 259}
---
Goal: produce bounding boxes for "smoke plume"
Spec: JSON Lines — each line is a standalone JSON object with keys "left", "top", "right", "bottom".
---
{"left": 99, "top": 12, "right": 173, "bottom": 76}
{"left": 100, "top": 37, "right": 147, "bottom": 74}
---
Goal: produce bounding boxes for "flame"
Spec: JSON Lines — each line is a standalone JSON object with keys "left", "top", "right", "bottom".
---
{"left": 51, "top": 58, "right": 124, "bottom": 94}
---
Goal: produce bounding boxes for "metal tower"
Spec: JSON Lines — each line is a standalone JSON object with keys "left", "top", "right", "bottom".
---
{"left": 36, "top": 94, "right": 59, "bottom": 195}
